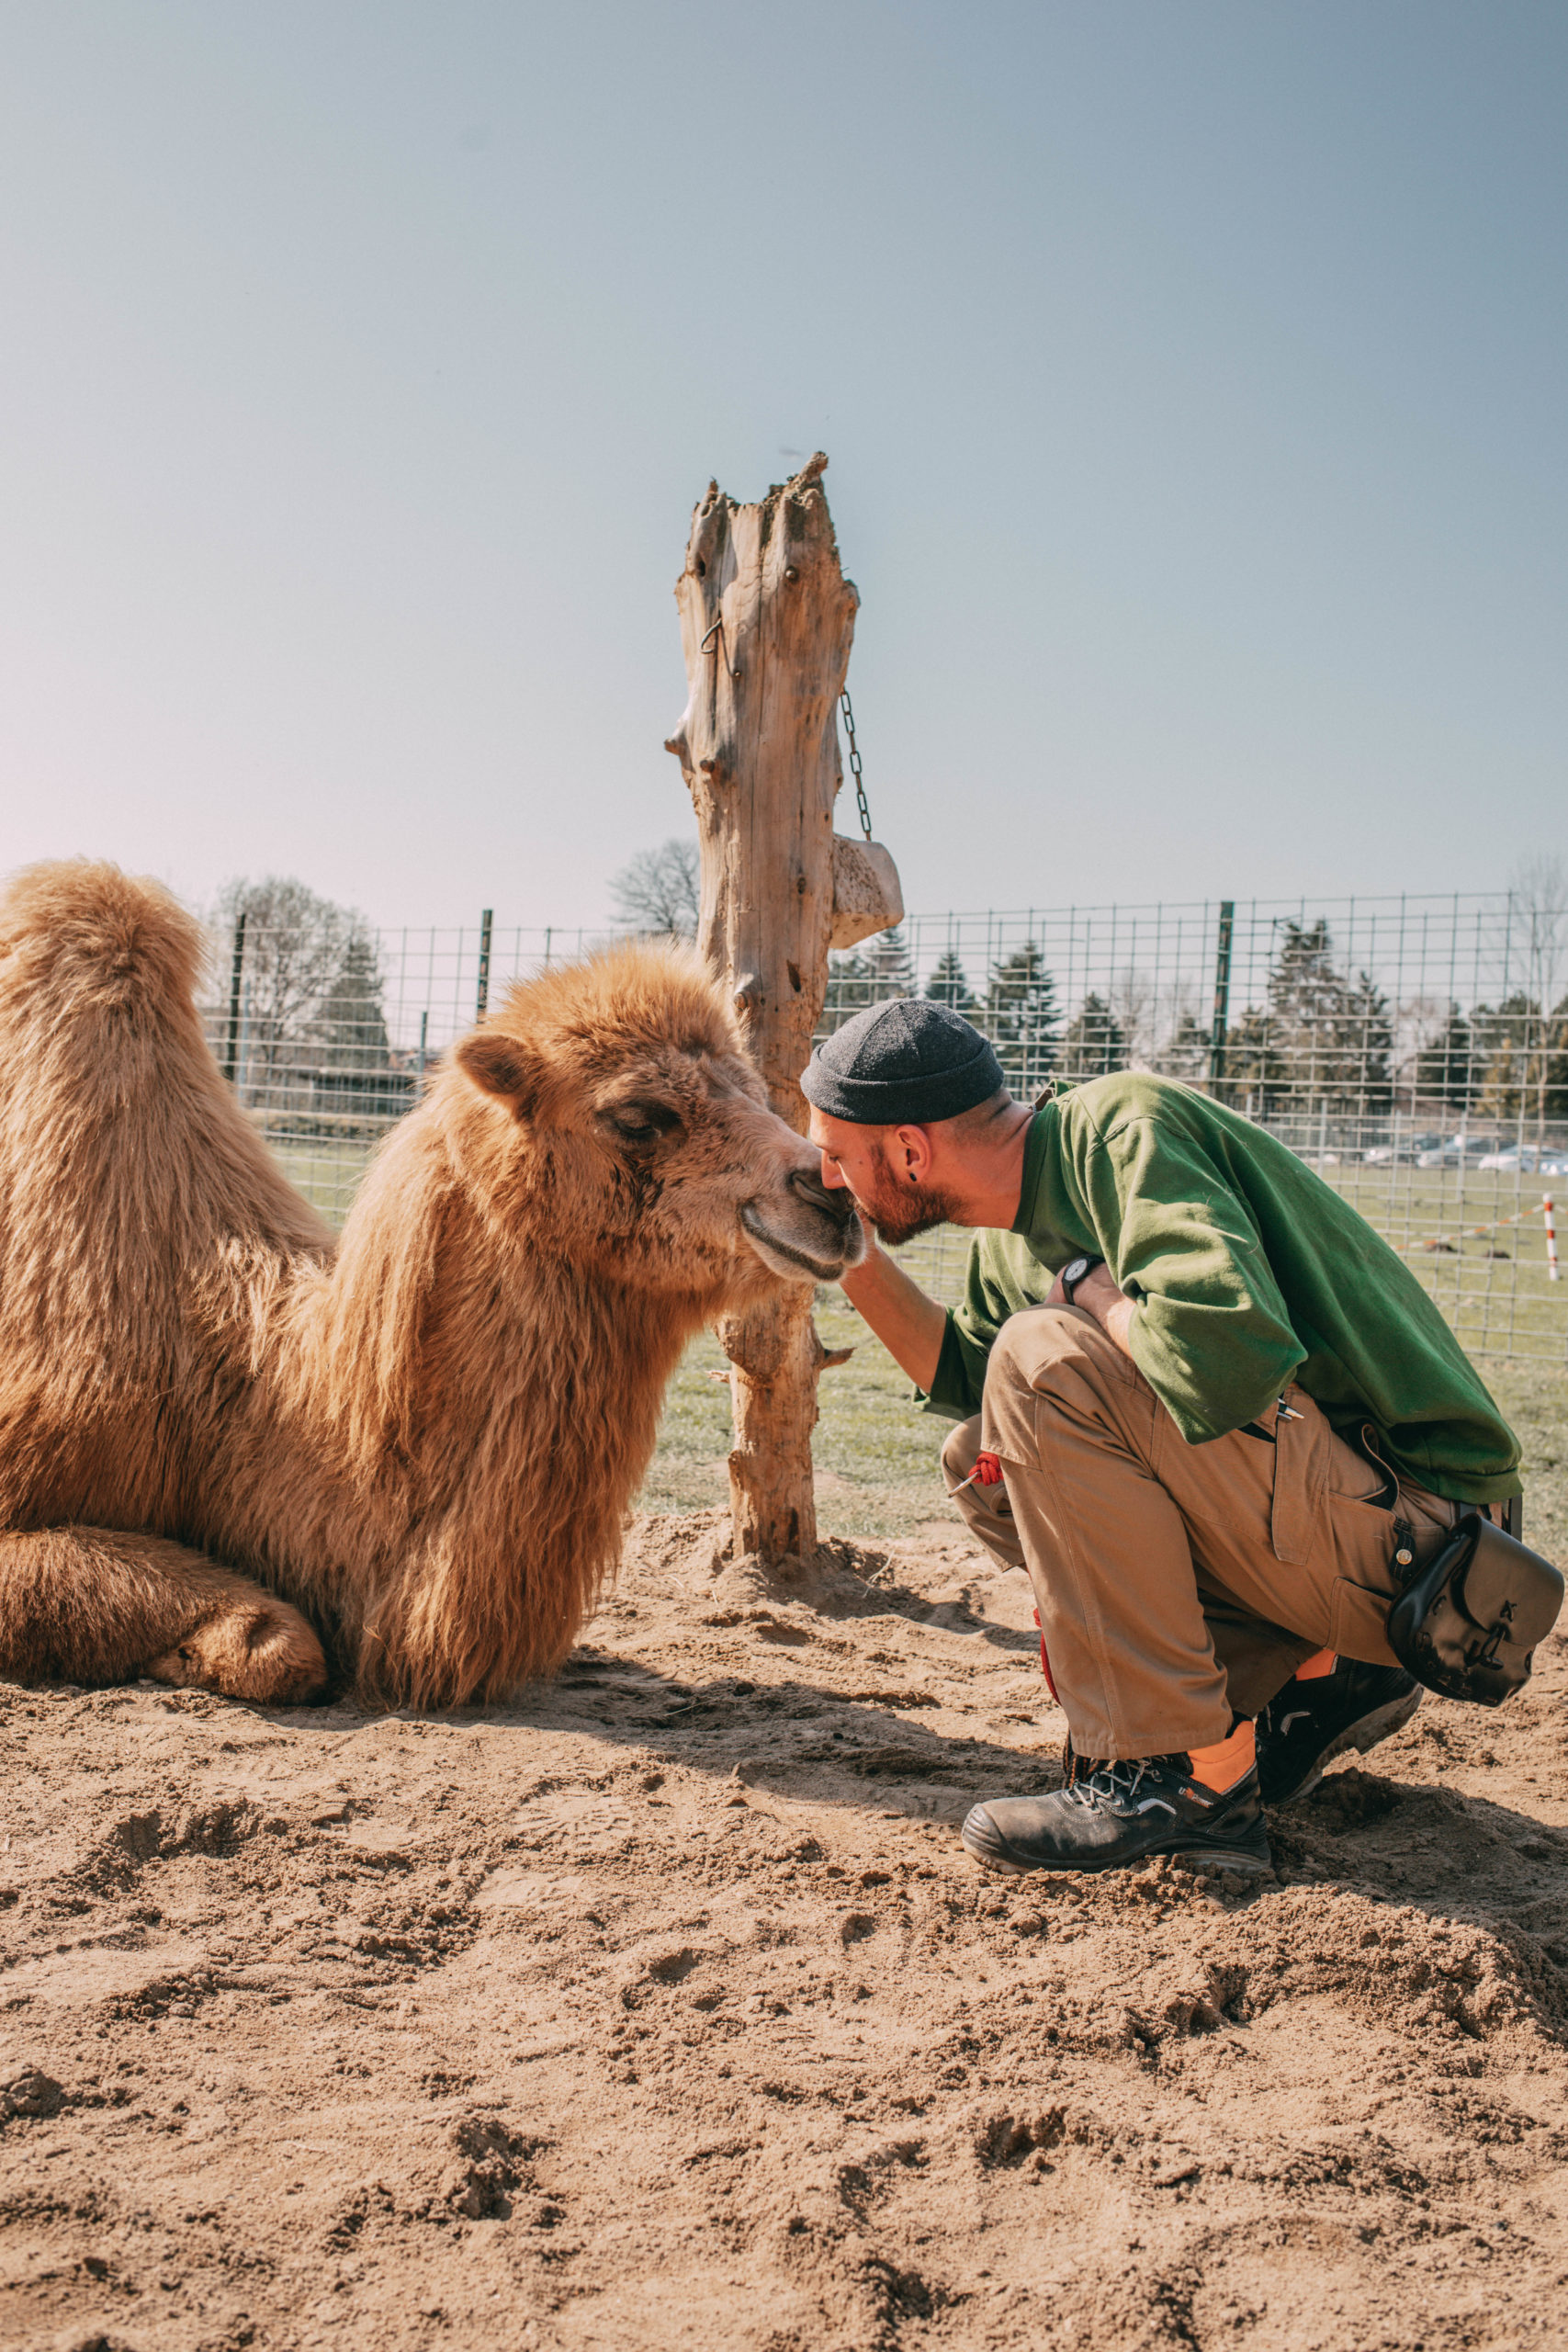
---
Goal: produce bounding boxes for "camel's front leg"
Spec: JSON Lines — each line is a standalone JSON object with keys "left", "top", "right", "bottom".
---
{"left": 0, "top": 1526, "right": 327, "bottom": 1703}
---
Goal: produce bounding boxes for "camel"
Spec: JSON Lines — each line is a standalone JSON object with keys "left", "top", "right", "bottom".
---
{"left": 0, "top": 861, "right": 863, "bottom": 1708}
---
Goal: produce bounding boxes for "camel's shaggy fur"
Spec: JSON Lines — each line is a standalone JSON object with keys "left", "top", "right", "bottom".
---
{"left": 0, "top": 862, "right": 860, "bottom": 1707}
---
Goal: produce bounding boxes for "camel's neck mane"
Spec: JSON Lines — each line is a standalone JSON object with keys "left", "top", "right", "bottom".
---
{"left": 254, "top": 1091, "right": 724, "bottom": 1702}
{"left": 278, "top": 1095, "right": 712, "bottom": 1522}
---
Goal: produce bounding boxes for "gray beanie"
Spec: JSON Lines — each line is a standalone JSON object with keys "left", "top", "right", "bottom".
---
{"left": 800, "top": 999, "right": 1006, "bottom": 1125}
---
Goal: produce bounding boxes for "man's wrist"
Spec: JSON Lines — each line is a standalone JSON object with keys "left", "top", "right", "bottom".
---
{"left": 839, "top": 1241, "right": 887, "bottom": 1301}
{"left": 1059, "top": 1252, "right": 1104, "bottom": 1305}
{"left": 1065, "top": 1261, "right": 1137, "bottom": 1360}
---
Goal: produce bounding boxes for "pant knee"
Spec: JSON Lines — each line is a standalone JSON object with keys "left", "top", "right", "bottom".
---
{"left": 983, "top": 1305, "right": 1138, "bottom": 1451}
{"left": 941, "top": 1415, "right": 984, "bottom": 1487}
{"left": 986, "top": 1304, "right": 1111, "bottom": 1389}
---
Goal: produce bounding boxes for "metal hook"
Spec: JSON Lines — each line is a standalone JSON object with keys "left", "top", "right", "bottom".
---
{"left": 700, "top": 615, "right": 725, "bottom": 657}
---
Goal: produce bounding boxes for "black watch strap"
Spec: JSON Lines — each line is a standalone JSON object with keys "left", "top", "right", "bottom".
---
{"left": 1061, "top": 1253, "right": 1104, "bottom": 1304}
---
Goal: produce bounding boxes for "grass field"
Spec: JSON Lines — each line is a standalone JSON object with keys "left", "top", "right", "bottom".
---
{"left": 1323, "top": 1163, "right": 1567, "bottom": 1361}
{"left": 276, "top": 1132, "right": 1568, "bottom": 1363}
{"left": 638, "top": 1291, "right": 1568, "bottom": 1563}
{"left": 264, "top": 1125, "right": 1566, "bottom": 1557}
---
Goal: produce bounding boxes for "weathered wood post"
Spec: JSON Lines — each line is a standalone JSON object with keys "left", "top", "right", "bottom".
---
{"left": 665, "top": 453, "right": 898, "bottom": 1568}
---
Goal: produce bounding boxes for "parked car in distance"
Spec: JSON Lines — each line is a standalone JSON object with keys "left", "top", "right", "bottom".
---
{"left": 1363, "top": 1133, "right": 1445, "bottom": 1165}
{"left": 1415, "top": 1136, "right": 1498, "bottom": 1170}
{"left": 1477, "top": 1144, "right": 1568, "bottom": 1174}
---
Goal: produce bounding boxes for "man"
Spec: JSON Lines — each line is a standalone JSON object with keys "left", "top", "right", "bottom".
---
{"left": 800, "top": 998, "right": 1521, "bottom": 1878}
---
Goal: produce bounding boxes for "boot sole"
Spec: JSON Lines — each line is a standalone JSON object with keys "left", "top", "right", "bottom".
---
{"left": 1261, "top": 1685, "right": 1423, "bottom": 1808}
{"left": 961, "top": 1810, "right": 1273, "bottom": 1880}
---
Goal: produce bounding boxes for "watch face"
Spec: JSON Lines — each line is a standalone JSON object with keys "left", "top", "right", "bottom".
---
{"left": 1064, "top": 1255, "right": 1092, "bottom": 1286}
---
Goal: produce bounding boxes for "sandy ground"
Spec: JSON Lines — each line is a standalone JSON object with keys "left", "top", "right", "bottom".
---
{"left": 4, "top": 1508, "right": 1567, "bottom": 2352}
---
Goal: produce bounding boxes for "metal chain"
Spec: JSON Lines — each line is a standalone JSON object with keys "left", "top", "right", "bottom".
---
{"left": 840, "top": 689, "right": 874, "bottom": 842}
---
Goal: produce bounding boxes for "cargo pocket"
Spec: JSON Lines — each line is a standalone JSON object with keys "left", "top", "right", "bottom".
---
{"left": 1328, "top": 1576, "right": 1400, "bottom": 1668}
{"left": 1269, "top": 1389, "right": 1320, "bottom": 1567}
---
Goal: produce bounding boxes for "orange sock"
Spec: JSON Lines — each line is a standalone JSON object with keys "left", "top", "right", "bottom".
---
{"left": 1188, "top": 1717, "right": 1257, "bottom": 1793}
{"left": 1295, "top": 1648, "right": 1337, "bottom": 1681}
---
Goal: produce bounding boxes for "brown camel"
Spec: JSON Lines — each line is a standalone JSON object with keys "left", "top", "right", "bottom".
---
{"left": 0, "top": 862, "right": 862, "bottom": 1708}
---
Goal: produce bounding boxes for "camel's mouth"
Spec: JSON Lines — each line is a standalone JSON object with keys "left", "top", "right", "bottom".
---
{"left": 739, "top": 1199, "right": 864, "bottom": 1285}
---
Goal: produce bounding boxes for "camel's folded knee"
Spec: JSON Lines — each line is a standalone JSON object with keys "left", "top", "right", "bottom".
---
{"left": 0, "top": 1524, "right": 330, "bottom": 1702}
{"left": 147, "top": 1598, "right": 329, "bottom": 1705}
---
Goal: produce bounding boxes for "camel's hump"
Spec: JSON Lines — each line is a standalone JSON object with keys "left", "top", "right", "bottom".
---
{"left": 0, "top": 859, "right": 206, "bottom": 1016}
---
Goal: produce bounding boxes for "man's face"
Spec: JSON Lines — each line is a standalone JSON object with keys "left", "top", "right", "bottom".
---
{"left": 808, "top": 1109, "right": 959, "bottom": 1246}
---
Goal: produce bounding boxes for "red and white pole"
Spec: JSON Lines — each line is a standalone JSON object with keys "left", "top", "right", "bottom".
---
{"left": 1545, "top": 1194, "right": 1560, "bottom": 1283}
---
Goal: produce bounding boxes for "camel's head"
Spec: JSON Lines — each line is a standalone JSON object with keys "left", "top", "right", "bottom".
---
{"left": 447, "top": 942, "right": 864, "bottom": 1296}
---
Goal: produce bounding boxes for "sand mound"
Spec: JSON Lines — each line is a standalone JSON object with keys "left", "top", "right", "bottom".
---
{"left": 3, "top": 1511, "right": 1565, "bottom": 2349}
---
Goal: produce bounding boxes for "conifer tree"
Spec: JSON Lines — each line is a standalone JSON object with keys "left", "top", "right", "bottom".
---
{"left": 1159, "top": 1011, "right": 1213, "bottom": 1086}
{"left": 1414, "top": 1005, "right": 1476, "bottom": 1112}
{"left": 1059, "top": 992, "right": 1126, "bottom": 1082}
{"left": 1227, "top": 920, "right": 1391, "bottom": 1119}
{"left": 316, "top": 930, "right": 391, "bottom": 1074}
{"left": 924, "top": 948, "right": 978, "bottom": 1018}
{"left": 1476, "top": 994, "right": 1568, "bottom": 1124}
{"left": 987, "top": 942, "right": 1060, "bottom": 1101}
{"left": 819, "top": 949, "right": 872, "bottom": 1035}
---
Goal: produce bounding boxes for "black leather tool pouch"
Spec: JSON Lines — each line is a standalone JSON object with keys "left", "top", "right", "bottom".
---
{"left": 1387, "top": 1513, "right": 1563, "bottom": 1707}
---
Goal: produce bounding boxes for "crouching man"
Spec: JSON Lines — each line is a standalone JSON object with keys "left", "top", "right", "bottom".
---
{"left": 800, "top": 999, "right": 1522, "bottom": 1879}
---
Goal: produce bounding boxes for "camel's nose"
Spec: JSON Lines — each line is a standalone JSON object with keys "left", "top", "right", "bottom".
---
{"left": 786, "top": 1164, "right": 854, "bottom": 1228}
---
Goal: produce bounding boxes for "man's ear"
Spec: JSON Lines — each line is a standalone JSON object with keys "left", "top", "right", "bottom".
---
{"left": 891, "top": 1122, "right": 934, "bottom": 1182}
{"left": 455, "top": 1029, "right": 544, "bottom": 1115}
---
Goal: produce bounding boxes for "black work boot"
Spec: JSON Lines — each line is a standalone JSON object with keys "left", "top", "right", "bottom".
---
{"left": 961, "top": 1755, "right": 1273, "bottom": 1878}
{"left": 1255, "top": 1659, "right": 1421, "bottom": 1805}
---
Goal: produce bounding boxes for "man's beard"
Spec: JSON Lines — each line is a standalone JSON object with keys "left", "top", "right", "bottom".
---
{"left": 857, "top": 1169, "right": 962, "bottom": 1248}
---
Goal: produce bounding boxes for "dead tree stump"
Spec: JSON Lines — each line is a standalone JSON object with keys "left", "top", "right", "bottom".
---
{"left": 665, "top": 453, "right": 863, "bottom": 1567}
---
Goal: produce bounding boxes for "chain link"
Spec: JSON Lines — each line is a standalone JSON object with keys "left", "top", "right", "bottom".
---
{"left": 840, "top": 688, "right": 874, "bottom": 842}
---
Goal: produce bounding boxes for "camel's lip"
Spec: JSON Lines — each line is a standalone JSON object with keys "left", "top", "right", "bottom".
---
{"left": 739, "top": 1202, "right": 852, "bottom": 1283}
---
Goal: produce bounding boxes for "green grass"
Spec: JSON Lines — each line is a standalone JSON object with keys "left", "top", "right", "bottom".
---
{"left": 270, "top": 1136, "right": 381, "bottom": 1225}
{"left": 634, "top": 1288, "right": 956, "bottom": 1541}
{"left": 1483, "top": 1360, "right": 1568, "bottom": 1564}
{"left": 637, "top": 1310, "right": 1568, "bottom": 1560}
{"left": 1325, "top": 1166, "right": 1568, "bottom": 1363}
{"left": 254, "top": 1124, "right": 1567, "bottom": 1555}
{"left": 268, "top": 1129, "right": 1568, "bottom": 1362}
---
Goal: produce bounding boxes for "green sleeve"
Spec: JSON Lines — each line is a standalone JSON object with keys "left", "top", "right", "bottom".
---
{"left": 1077, "top": 1115, "right": 1306, "bottom": 1444}
{"left": 919, "top": 1316, "right": 987, "bottom": 1421}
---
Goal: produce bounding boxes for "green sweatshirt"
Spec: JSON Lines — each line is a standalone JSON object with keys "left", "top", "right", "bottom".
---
{"left": 921, "top": 1074, "right": 1520, "bottom": 1506}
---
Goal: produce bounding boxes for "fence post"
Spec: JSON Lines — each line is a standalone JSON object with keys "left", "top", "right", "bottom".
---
{"left": 665, "top": 455, "right": 860, "bottom": 1569}
{"left": 222, "top": 912, "right": 247, "bottom": 1087}
{"left": 476, "top": 909, "right": 493, "bottom": 1023}
{"left": 1208, "top": 899, "right": 1235, "bottom": 1097}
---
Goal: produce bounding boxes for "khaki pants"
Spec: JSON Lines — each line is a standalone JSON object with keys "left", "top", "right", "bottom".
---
{"left": 942, "top": 1305, "right": 1459, "bottom": 1761}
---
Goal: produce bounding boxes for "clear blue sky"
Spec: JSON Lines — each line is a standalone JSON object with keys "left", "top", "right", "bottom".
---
{"left": 2, "top": 3, "right": 1563, "bottom": 930}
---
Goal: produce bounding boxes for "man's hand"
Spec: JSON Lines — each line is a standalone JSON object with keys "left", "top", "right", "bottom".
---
{"left": 1048, "top": 1258, "right": 1138, "bottom": 1360}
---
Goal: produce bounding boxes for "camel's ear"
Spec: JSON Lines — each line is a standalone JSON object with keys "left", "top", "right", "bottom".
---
{"left": 456, "top": 1030, "right": 544, "bottom": 1115}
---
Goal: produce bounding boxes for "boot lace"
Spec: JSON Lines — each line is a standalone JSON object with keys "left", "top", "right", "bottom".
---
{"left": 1062, "top": 1741, "right": 1191, "bottom": 1801}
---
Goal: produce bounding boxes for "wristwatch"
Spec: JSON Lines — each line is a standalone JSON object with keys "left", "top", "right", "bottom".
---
{"left": 1060, "top": 1253, "right": 1103, "bottom": 1305}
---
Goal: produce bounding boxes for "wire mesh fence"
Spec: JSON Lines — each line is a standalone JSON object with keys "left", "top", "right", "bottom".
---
{"left": 201, "top": 888, "right": 1568, "bottom": 1364}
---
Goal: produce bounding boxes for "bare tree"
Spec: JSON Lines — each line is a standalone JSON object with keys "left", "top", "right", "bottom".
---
{"left": 213, "top": 876, "right": 377, "bottom": 1103}
{"left": 1505, "top": 854, "right": 1568, "bottom": 1138}
{"left": 1144, "top": 977, "right": 1207, "bottom": 1079}
{"left": 1108, "top": 966, "right": 1156, "bottom": 1068}
{"left": 1395, "top": 993, "right": 1455, "bottom": 1080}
{"left": 609, "top": 838, "right": 701, "bottom": 939}
{"left": 1511, "top": 853, "right": 1567, "bottom": 984}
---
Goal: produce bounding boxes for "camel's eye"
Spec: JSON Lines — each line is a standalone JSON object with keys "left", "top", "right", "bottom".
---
{"left": 603, "top": 1101, "right": 683, "bottom": 1148}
